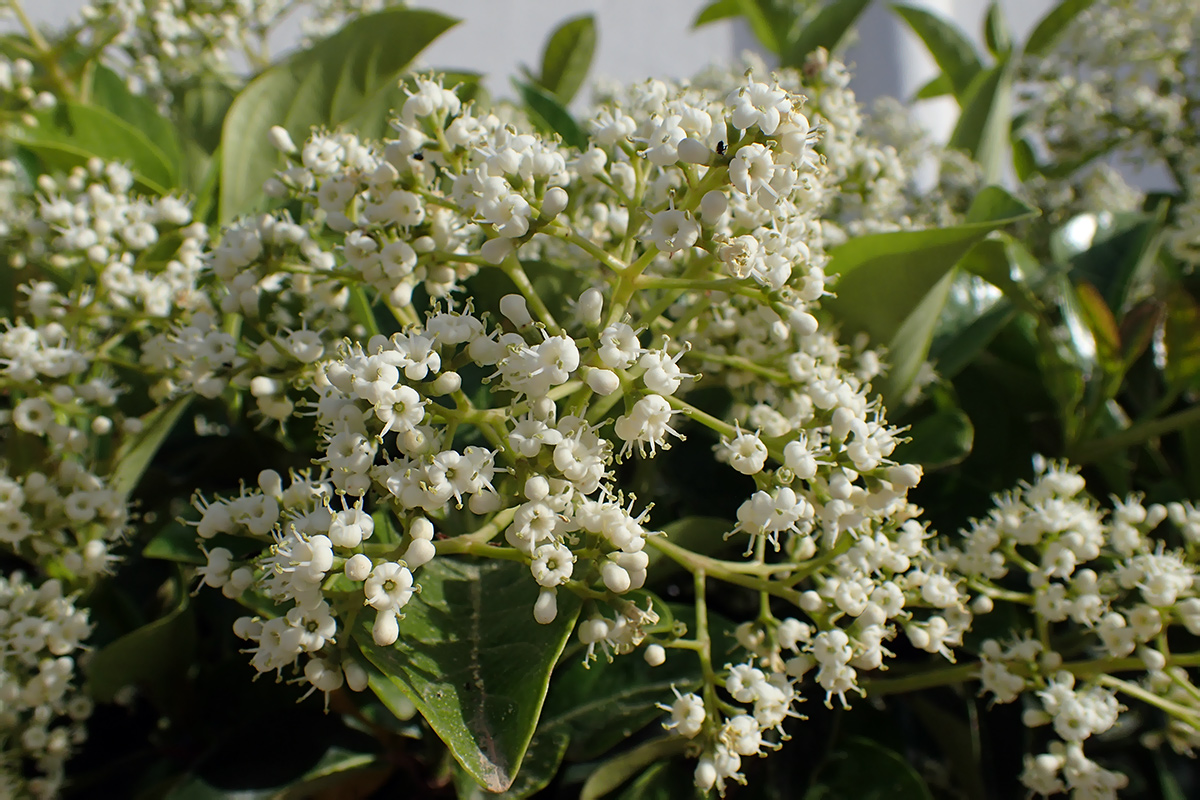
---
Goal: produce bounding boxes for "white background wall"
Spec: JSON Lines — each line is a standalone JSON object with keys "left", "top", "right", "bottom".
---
{"left": 9, "top": 0, "right": 1056, "bottom": 140}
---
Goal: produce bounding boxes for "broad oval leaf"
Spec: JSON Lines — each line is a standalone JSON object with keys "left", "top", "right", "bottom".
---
{"left": 694, "top": 0, "right": 741, "bottom": 27}
{"left": 16, "top": 101, "right": 178, "bottom": 193}
{"left": 539, "top": 14, "right": 596, "bottom": 104}
{"left": 809, "top": 736, "right": 934, "bottom": 799}
{"left": 219, "top": 9, "right": 459, "bottom": 222}
{"left": 782, "top": 0, "right": 872, "bottom": 68}
{"left": 823, "top": 187, "right": 1037, "bottom": 403}
{"left": 983, "top": 1, "right": 1012, "bottom": 56}
{"left": 949, "top": 60, "right": 1014, "bottom": 184}
{"left": 892, "top": 4, "right": 984, "bottom": 98}
{"left": 580, "top": 737, "right": 688, "bottom": 800}
{"left": 90, "top": 66, "right": 183, "bottom": 170}
{"left": 110, "top": 396, "right": 193, "bottom": 503}
{"left": 354, "top": 558, "right": 580, "bottom": 793}
{"left": 515, "top": 80, "right": 589, "bottom": 151}
{"left": 892, "top": 406, "right": 974, "bottom": 470}
{"left": 453, "top": 730, "right": 570, "bottom": 800}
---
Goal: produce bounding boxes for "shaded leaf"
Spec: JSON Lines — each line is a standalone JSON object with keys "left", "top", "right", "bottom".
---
{"left": 1074, "top": 281, "right": 1120, "bottom": 365}
{"left": 90, "top": 66, "right": 182, "bottom": 169}
{"left": 539, "top": 14, "right": 596, "bottom": 104}
{"left": 515, "top": 80, "right": 589, "bottom": 151}
{"left": 1025, "top": 0, "right": 1097, "bottom": 57}
{"left": 809, "top": 736, "right": 933, "bottom": 799}
{"left": 694, "top": 0, "right": 741, "bottom": 27}
{"left": 892, "top": 4, "right": 983, "bottom": 97}
{"left": 1163, "top": 290, "right": 1200, "bottom": 395}
{"left": 735, "top": 0, "right": 784, "bottom": 54}
{"left": 892, "top": 406, "right": 974, "bottom": 470}
{"left": 983, "top": 2, "right": 1011, "bottom": 55}
{"left": 580, "top": 737, "right": 688, "bottom": 800}
{"left": 645, "top": 516, "right": 735, "bottom": 578}
{"left": 220, "top": 9, "right": 458, "bottom": 221}
{"left": 110, "top": 396, "right": 192, "bottom": 503}
{"left": 823, "top": 187, "right": 1037, "bottom": 403}
{"left": 88, "top": 593, "right": 194, "bottom": 712}
{"left": 914, "top": 73, "right": 953, "bottom": 100}
{"left": 782, "top": 0, "right": 872, "bottom": 68}
{"left": 354, "top": 558, "right": 581, "bottom": 793}
{"left": 454, "top": 731, "right": 570, "bottom": 800}
{"left": 949, "top": 60, "right": 1014, "bottom": 183}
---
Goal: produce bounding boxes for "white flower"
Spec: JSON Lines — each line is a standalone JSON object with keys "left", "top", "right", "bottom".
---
{"left": 364, "top": 562, "right": 414, "bottom": 612}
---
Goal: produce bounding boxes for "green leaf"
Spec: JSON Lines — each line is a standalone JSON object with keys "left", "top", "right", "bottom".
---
{"left": 88, "top": 592, "right": 195, "bottom": 711}
{"left": 983, "top": 2, "right": 1011, "bottom": 55}
{"left": 892, "top": 405, "right": 974, "bottom": 469}
{"left": 892, "top": 4, "right": 984, "bottom": 98}
{"left": 693, "top": 0, "right": 741, "bottom": 27}
{"left": 614, "top": 759, "right": 698, "bottom": 800}
{"left": 782, "top": 0, "right": 872, "bottom": 68}
{"left": 1012, "top": 135, "right": 1041, "bottom": 181}
{"left": 1074, "top": 281, "right": 1120, "bottom": 365}
{"left": 109, "top": 396, "right": 192, "bottom": 503}
{"left": 354, "top": 558, "right": 581, "bottom": 793}
{"left": 645, "top": 516, "right": 735, "bottom": 578}
{"left": 538, "top": 14, "right": 596, "bottom": 104}
{"left": 823, "top": 187, "right": 1037, "bottom": 403}
{"left": 454, "top": 731, "right": 570, "bottom": 800}
{"left": 143, "top": 517, "right": 205, "bottom": 565}
{"left": 1025, "top": 0, "right": 1097, "bottom": 57}
{"left": 909, "top": 697, "right": 986, "bottom": 800}
{"left": 219, "top": 9, "right": 459, "bottom": 222}
{"left": 515, "top": 80, "right": 589, "bottom": 151}
{"left": 735, "top": 0, "right": 783, "bottom": 54}
{"left": 580, "top": 737, "right": 688, "bottom": 800}
{"left": 540, "top": 632, "right": 702, "bottom": 761}
{"left": 809, "top": 736, "right": 934, "bottom": 799}
{"left": 949, "top": 60, "right": 1014, "bottom": 183}
{"left": 1163, "top": 290, "right": 1200, "bottom": 396}
{"left": 914, "top": 73, "right": 953, "bottom": 100}
{"left": 15, "top": 102, "right": 177, "bottom": 193}
{"left": 90, "top": 66, "right": 183, "bottom": 170}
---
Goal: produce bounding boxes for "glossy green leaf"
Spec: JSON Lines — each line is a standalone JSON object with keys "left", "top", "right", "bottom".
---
{"left": 808, "top": 736, "right": 934, "bottom": 799}
{"left": 949, "top": 60, "right": 1014, "bottom": 183}
{"left": 219, "top": 9, "right": 458, "bottom": 222}
{"left": 694, "top": 0, "right": 740, "bottom": 26}
{"left": 540, "top": 638, "right": 701, "bottom": 762}
{"left": 1119, "top": 300, "right": 1163, "bottom": 367}
{"left": 454, "top": 731, "right": 570, "bottom": 800}
{"left": 354, "top": 558, "right": 581, "bottom": 793}
{"left": 1025, "top": 0, "right": 1097, "bottom": 57}
{"left": 15, "top": 102, "right": 177, "bottom": 193}
{"left": 580, "top": 737, "right": 688, "bottom": 800}
{"left": 538, "top": 14, "right": 596, "bottom": 104}
{"left": 892, "top": 4, "right": 983, "bottom": 97}
{"left": 515, "top": 80, "right": 589, "bottom": 151}
{"left": 914, "top": 73, "right": 953, "bottom": 100}
{"left": 1074, "top": 281, "right": 1120, "bottom": 364}
{"left": 824, "top": 187, "right": 1037, "bottom": 403}
{"left": 88, "top": 594, "right": 194, "bottom": 711}
{"left": 782, "top": 0, "right": 872, "bottom": 68}
{"left": 90, "top": 66, "right": 182, "bottom": 170}
{"left": 1055, "top": 206, "right": 1166, "bottom": 314}
{"left": 983, "top": 2, "right": 1011, "bottom": 55}
{"left": 613, "top": 759, "right": 697, "bottom": 800}
{"left": 893, "top": 403, "right": 975, "bottom": 470}
{"left": 110, "top": 396, "right": 192, "bottom": 503}
{"left": 142, "top": 517, "right": 205, "bottom": 565}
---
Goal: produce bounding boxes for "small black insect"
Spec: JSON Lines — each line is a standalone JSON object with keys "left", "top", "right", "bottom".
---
{"left": 412, "top": 150, "right": 425, "bottom": 161}
{"left": 716, "top": 140, "right": 726, "bottom": 156}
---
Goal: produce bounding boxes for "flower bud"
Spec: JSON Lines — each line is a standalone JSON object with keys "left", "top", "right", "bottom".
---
{"left": 699, "top": 190, "right": 727, "bottom": 224}
{"left": 578, "top": 288, "right": 604, "bottom": 327}
{"left": 268, "top": 126, "right": 297, "bottom": 154}
{"left": 410, "top": 517, "right": 435, "bottom": 541}
{"left": 343, "top": 660, "right": 369, "bottom": 692}
{"left": 403, "top": 538, "right": 436, "bottom": 570}
{"left": 431, "top": 371, "right": 462, "bottom": 395}
{"left": 541, "top": 186, "right": 569, "bottom": 218}
{"left": 601, "top": 561, "right": 631, "bottom": 593}
{"left": 500, "top": 294, "right": 533, "bottom": 327}
{"left": 373, "top": 609, "right": 400, "bottom": 646}
{"left": 345, "top": 553, "right": 372, "bottom": 582}
{"left": 644, "top": 644, "right": 666, "bottom": 666}
{"left": 586, "top": 368, "right": 621, "bottom": 396}
{"left": 677, "top": 137, "right": 710, "bottom": 164}
{"left": 481, "top": 237, "right": 514, "bottom": 264}
{"left": 534, "top": 588, "right": 558, "bottom": 624}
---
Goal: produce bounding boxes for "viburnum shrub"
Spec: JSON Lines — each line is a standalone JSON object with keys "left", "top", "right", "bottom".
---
{"left": 1, "top": 0, "right": 1199, "bottom": 798}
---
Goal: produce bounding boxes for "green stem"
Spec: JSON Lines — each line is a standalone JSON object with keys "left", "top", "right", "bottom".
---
{"left": 501, "top": 255, "right": 561, "bottom": 334}
{"left": 648, "top": 536, "right": 802, "bottom": 605}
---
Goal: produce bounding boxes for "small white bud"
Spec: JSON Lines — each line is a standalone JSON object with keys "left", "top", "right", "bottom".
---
{"left": 643, "top": 644, "right": 666, "bottom": 666}
{"left": 249, "top": 376, "right": 279, "bottom": 397}
{"left": 431, "top": 371, "right": 462, "bottom": 395}
{"left": 469, "top": 491, "right": 502, "bottom": 514}
{"left": 343, "top": 660, "right": 369, "bottom": 692}
{"left": 268, "top": 126, "right": 297, "bottom": 154}
{"left": 524, "top": 475, "right": 550, "bottom": 501}
{"left": 677, "top": 137, "right": 710, "bottom": 164}
{"left": 1139, "top": 646, "right": 1166, "bottom": 672}
{"left": 586, "top": 368, "right": 621, "bottom": 396}
{"left": 481, "top": 237, "right": 515, "bottom": 264}
{"left": 970, "top": 595, "right": 994, "bottom": 614}
{"left": 372, "top": 609, "right": 400, "bottom": 646}
{"left": 699, "top": 190, "right": 728, "bottom": 224}
{"left": 541, "top": 186, "right": 568, "bottom": 218}
{"left": 345, "top": 553, "right": 372, "bottom": 582}
{"left": 500, "top": 294, "right": 533, "bottom": 327}
{"left": 601, "top": 562, "right": 631, "bottom": 593}
{"left": 402, "top": 538, "right": 436, "bottom": 570}
{"left": 410, "top": 517, "right": 435, "bottom": 540}
{"left": 578, "top": 288, "right": 604, "bottom": 327}
{"left": 91, "top": 416, "right": 112, "bottom": 435}
{"left": 534, "top": 588, "right": 558, "bottom": 624}
{"left": 799, "top": 590, "right": 823, "bottom": 613}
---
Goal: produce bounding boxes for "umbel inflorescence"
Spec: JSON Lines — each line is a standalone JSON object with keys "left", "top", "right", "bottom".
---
{"left": 2, "top": 27, "right": 1198, "bottom": 795}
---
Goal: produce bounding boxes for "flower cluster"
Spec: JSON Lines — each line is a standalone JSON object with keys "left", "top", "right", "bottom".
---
{"left": 0, "top": 574, "right": 93, "bottom": 800}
